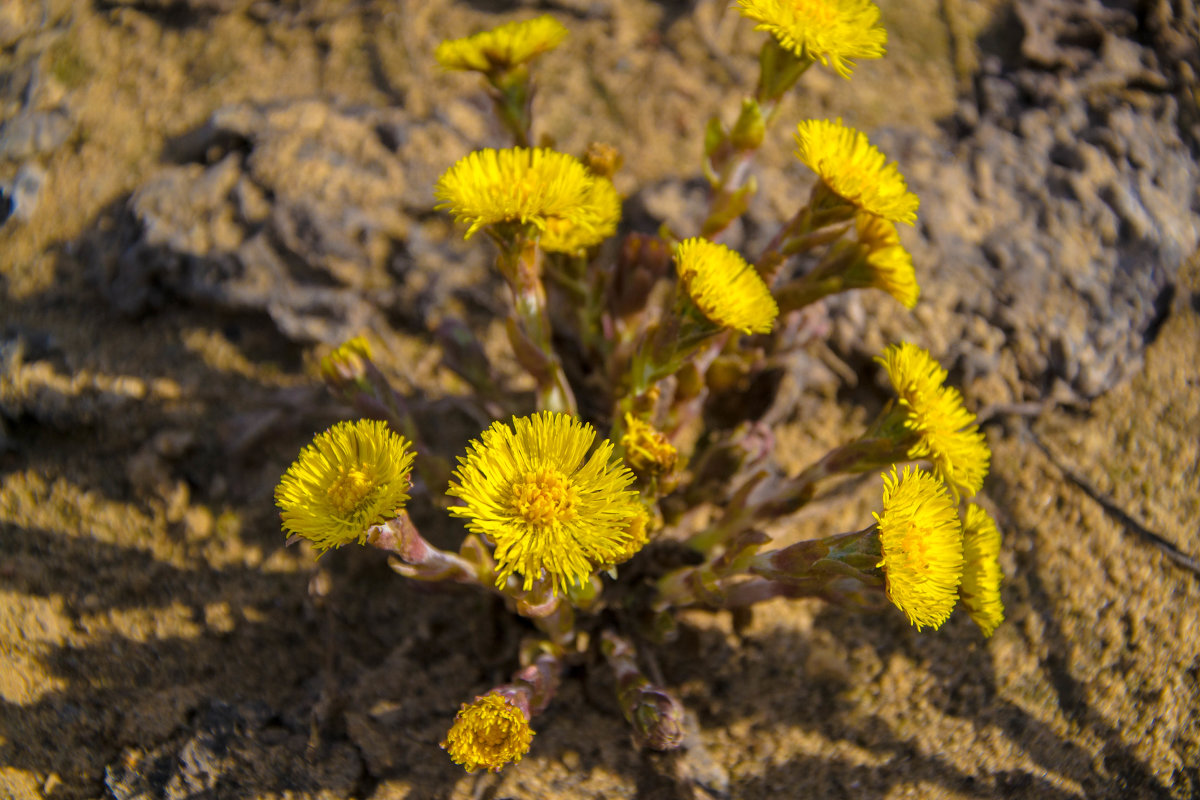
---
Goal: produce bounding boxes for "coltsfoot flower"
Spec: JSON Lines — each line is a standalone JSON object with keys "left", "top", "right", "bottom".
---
{"left": 605, "top": 504, "right": 652, "bottom": 568}
{"left": 878, "top": 342, "right": 991, "bottom": 497}
{"left": 275, "top": 419, "right": 415, "bottom": 553}
{"left": 873, "top": 466, "right": 963, "bottom": 630}
{"left": 736, "top": 0, "right": 887, "bottom": 78}
{"left": 319, "top": 335, "right": 372, "bottom": 384}
{"left": 435, "top": 148, "right": 617, "bottom": 250}
{"left": 441, "top": 692, "right": 534, "bottom": 773}
{"left": 435, "top": 15, "right": 568, "bottom": 73}
{"left": 674, "top": 238, "right": 778, "bottom": 334}
{"left": 621, "top": 413, "right": 678, "bottom": 477}
{"left": 539, "top": 175, "right": 621, "bottom": 254}
{"left": 961, "top": 504, "right": 1004, "bottom": 636}
{"left": 794, "top": 119, "right": 919, "bottom": 225}
{"left": 850, "top": 213, "right": 919, "bottom": 308}
{"left": 448, "top": 412, "right": 640, "bottom": 593}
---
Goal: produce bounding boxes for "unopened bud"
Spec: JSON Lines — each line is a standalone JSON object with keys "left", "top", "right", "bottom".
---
{"left": 319, "top": 336, "right": 372, "bottom": 386}
{"left": 730, "top": 98, "right": 765, "bottom": 151}
{"left": 621, "top": 414, "right": 678, "bottom": 477}
{"left": 584, "top": 142, "right": 623, "bottom": 178}
{"left": 602, "top": 631, "right": 686, "bottom": 751}
{"left": 628, "top": 684, "right": 685, "bottom": 750}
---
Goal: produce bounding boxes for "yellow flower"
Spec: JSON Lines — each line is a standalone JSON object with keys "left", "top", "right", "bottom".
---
{"left": 605, "top": 504, "right": 652, "bottom": 568}
{"left": 275, "top": 420, "right": 415, "bottom": 553}
{"left": 442, "top": 693, "right": 534, "bottom": 773}
{"left": 794, "top": 119, "right": 919, "bottom": 225}
{"left": 319, "top": 335, "right": 372, "bottom": 383}
{"left": 961, "top": 504, "right": 1004, "bottom": 637}
{"left": 674, "top": 238, "right": 778, "bottom": 334}
{"left": 539, "top": 175, "right": 621, "bottom": 253}
{"left": 877, "top": 342, "right": 990, "bottom": 497}
{"left": 621, "top": 413, "right": 677, "bottom": 476}
{"left": 873, "top": 466, "right": 963, "bottom": 630}
{"left": 448, "top": 412, "right": 640, "bottom": 593}
{"left": 736, "top": 0, "right": 887, "bottom": 78}
{"left": 435, "top": 15, "right": 568, "bottom": 73}
{"left": 849, "top": 213, "right": 919, "bottom": 308}
{"left": 435, "top": 148, "right": 614, "bottom": 250}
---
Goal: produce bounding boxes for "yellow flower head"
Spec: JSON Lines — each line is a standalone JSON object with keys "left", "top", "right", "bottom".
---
{"left": 448, "top": 412, "right": 640, "bottom": 593}
{"left": 319, "top": 335, "right": 372, "bottom": 383}
{"left": 275, "top": 419, "right": 415, "bottom": 553}
{"left": 736, "top": 0, "right": 887, "bottom": 78}
{"left": 441, "top": 692, "right": 534, "bottom": 773}
{"left": 435, "top": 15, "right": 568, "bottom": 73}
{"left": 605, "top": 504, "right": 652, "bottom": 568}
{"left": 674, "top": 238, "right": 779, "bottom": 334}
{"left": 850, "top": 213, "right": 919, "bottom": 308}
{"left": 435, "top": 148, "right": 616, "bottom": 250}
{"left": 795, "top": 119, "right": 919, "bottom": 225}
{"left": 621, "top": 413, "right": 678, "bottom": 476}
{"left": 878, "top": 342, "right": 991, "bottom": 497}
{"left": 961, "top": 504, "right": 1004, "bottom": 637}
{"left": 539, "top": 175, "right": 621, "bottom": 254}
{"left": 873, "top": 466, "right": 963, "bottom": 630}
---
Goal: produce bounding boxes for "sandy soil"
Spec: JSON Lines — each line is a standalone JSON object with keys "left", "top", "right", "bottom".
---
{"left": 1, "top": 0, "right": 1198, "bottom": 798}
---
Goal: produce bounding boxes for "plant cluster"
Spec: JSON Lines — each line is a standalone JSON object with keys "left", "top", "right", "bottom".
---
{"left": 275, "top": 2, "right": 1004, "bottom": 774}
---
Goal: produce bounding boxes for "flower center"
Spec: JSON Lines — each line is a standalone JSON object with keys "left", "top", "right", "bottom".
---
{"left": 899, "top": 520, "right": 930, "bottom": 571}
{"left": 327, "top": 466, "right": 373, "bottom": 515}
{"left": 508, "top": 468, "right": 577, "bottom": 527}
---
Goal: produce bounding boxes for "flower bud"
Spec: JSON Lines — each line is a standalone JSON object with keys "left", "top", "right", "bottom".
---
{"left": 441, "top": 692, "right": 534, "bottom": 773}
{"left": 584, "top": 142, "right": 623, "bottom": 178}
{"left": 627, "top": 684, "right": 685, "bottom": 751}
{"left": 730, "top": 98, "right": 765, "bottom": 151}
{"left": 621, "top": 414, "right": 678, "bottom": 477}
{"left": 318, "top": 336, "right": 372, "bottom": 387}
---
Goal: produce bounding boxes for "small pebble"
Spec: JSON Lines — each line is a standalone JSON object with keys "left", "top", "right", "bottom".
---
{"left": 1, "top": 162, "right": 46, "bottom": 224}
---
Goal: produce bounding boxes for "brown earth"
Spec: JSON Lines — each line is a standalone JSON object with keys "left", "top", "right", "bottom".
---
{"left": 2, "top": 0, "right": 1198, "bottom": 798}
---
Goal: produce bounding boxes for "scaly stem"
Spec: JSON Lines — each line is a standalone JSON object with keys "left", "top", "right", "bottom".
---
{"left": 498, "top": 236, "right": 577, "bottom": 414}
{"left": 367, "top": 512, "right": 492, "bottom": 587}
{"left": 698, "top": 44, "right": 814, "bottom": 238}
{"left": 600, "top": 630, "right": 685, "bottom": 750}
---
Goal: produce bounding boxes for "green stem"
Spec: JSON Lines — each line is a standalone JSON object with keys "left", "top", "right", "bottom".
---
{"left": 755, "top": 39, "right": 814, "bottom": 106}
{"left": 488, "top": 66, "right": 533, "bottom": 147}
{"left": 658, "top": 527, "right": 770, "bottom": 608}
{"left": 754, "top": 182, "right": 856, "bottom": 283}
{"left": 775, "top": 275, "right": 845, "bottom": 313}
